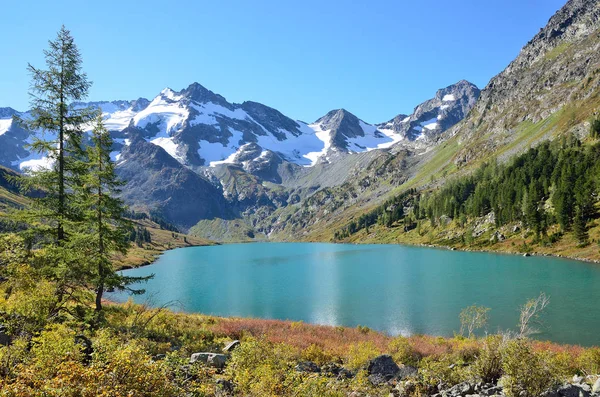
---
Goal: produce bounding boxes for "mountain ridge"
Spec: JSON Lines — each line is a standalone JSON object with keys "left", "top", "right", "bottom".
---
{"left": 0, "top": 79, "right": 478, "bottom": 232}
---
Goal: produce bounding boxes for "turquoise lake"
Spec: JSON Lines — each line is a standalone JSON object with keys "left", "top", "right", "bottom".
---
{"left": 111, "top": 243, "right": 600, "bottom": 346}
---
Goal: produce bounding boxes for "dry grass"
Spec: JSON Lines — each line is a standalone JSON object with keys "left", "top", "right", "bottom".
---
{"left": 106, "top": 301, "right": 590, "bottom": 362}
{"left": 211, "top": 317, "right": 390, "bottom": 356}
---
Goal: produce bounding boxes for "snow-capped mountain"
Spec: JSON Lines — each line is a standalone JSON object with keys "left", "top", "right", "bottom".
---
{"left": 99, "top": 83, "right": 406, "bottom": 170}
{"left": 0, "top": 80, "right": 479, "bottom": 231}
{"left": 377, "top": 80, "right": 480, "bottom": 141}
{"left": 0, "top": 81, "right": 478, "bottom": 174}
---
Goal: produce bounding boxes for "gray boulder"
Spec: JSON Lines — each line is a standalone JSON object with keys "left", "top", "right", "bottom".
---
{"left": 397, "top": 365, "right": 418, "bottom": 380}
{"left": 442, "top": 382, "right": 475, "bottom": 397}
{"left": 208, "top": 354, "right": 228, "bottom": 369}
{"left": 367, "top": 373, "right": 389, "bottom": 386}
{"left": 190, "top": 352, "right": 228, "bottom": 369}
{"left": 367, "top": 355, "right": 400, "bottom": 385}
{"left": 592, "top": 378, "right": 600, "bottom": 393}
{"left": 490, "top": 231, "right": 505, "bottom": 242}
{"left": 295, "top": 361, "right": 320, "bottom": 373}
{"left": 557, "top": 383, "right": 591, "bottom": 397}
{"left": 367, "top": 355, "right": 400, "bottom": 377}
{"left": 223, "top": 340, "right": 240, "bottom": 353}
{"left": 190, "top": 352, "right": 211, "bottom": 364}
{"left": 321, "top": 363, "right": 354, "bottom": 379}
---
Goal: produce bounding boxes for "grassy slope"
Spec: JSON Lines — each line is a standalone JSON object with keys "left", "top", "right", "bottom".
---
{"left": 0, "top": 173, "right": 214, "bottom": 270}
{"left": 311, "top": 89, "right": 600, "bottom": 260}
{"left": 342, "top": 216, "right": 600, "bottom": 263}
{"left": 112, "top": 218, "right": 216, "bottom": 270}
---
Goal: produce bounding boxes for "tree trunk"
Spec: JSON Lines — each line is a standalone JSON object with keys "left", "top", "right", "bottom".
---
{"left": 95, "top": 151, "right": 105, "bottom": 313}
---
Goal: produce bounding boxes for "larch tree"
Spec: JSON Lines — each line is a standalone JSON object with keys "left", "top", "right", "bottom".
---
{"left": 78, "top": 117, "right": 151, "bottom": 320}
{"left": 18, "top": 25, "right": 96, "bottom": 243}
{"left": 9, "top": 26, "right": 98, "bottom": 319}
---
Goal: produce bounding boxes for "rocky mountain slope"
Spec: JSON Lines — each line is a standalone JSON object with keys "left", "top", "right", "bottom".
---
{"left": 299, "top": 0, "right": 600, "bottom": 243}
{"left": 0, "top": 80, "right": 478, "bottom": 234}
{"left": 453, "top": 0, "right": 600, "bottom": 166}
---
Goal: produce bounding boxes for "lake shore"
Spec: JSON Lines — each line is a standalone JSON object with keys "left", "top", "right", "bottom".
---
{"left": 331, "top": 220, "right": 600, "bottom": 265}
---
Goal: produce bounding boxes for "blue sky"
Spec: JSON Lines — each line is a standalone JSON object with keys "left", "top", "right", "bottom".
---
{"left": 2, "top": 0, "right": 566, "bottom": 123}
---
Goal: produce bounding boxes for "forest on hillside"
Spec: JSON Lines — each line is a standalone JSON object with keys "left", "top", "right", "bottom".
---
{"left": 336, "top": 131, "right": 600, "bottom": 248}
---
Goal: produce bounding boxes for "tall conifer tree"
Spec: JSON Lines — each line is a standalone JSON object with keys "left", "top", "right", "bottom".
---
{"left": 78, "top": 117, "right": 151, "bottom": 318}
{"left": 18, "top": 25, "right": 96, "bottom": 243}
{"left": 12, "top": 26, "right": 97, "bottom": 318}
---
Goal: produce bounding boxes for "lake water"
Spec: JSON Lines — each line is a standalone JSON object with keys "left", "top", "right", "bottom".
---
{"left": 111, "top": 243, "right": 600, "bottom": 346}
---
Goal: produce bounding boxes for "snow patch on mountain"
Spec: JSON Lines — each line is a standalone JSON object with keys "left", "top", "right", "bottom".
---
{"left": 189, "top": 103, "right": 248, "bottom": 126}
{"left": 0, "top": 119, "right": 12, "bottom": 136}
{"left": 199, "top": 129, "right": 245, "bottom": 166}
{"left": 133, "top": 91, "right": 188, "bottom": 136}
{"left": 254, "top": 122, "right": 323, "bottom": 166}
{"left": 377, "top": 127, "right": 405, "bottom": 149}
{"left": 303, "top": 123, "right": 332, "bottom": 166}
{"left": 103, "top": 108, "right": 137, "bottom": 131}
{"left": 151, "top": 137, "right": 185, "bottom": 162}
{"left": 344, "top": 121, "right": 397, "bottom": 151}
{"left": 442, "top": 94, "right": 456, "bottom": 101}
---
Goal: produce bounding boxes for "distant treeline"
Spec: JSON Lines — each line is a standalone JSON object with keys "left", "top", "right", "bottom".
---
{"left": 336, "top": 134, "right": 600, "bottom": 245}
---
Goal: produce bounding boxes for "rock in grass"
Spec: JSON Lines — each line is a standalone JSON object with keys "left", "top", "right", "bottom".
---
{"left": 223, "top": 340, "right": 240, "bottom": 353}
{"left": 190, "top": 352, "right": 211, "bottom": 364}
{"left": 215, "top": 379, "right": 234, "bottom": 396}
{"left": 367, "top": 355, "right": 400, "bottom": 385}
{"left": 190, "top": 352, "right": 228, "bottom": 369}
{"left": 556, "top": 383, "right": 591, "bottom": 397}
{"left": 295, "top": 361, "right": 321, "bottom": 373}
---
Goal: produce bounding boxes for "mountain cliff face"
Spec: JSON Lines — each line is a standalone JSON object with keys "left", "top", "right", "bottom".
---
{"left": 453, "top": 0, "right": 600, "bottom": 166}
{"left": 378, "top": 80, "right": 480, "bottom": 142}
{"left": 0, "top": 79, "right": 477, "bottom": 233}
{"left": 265, "top": 0, "right": 600, "bottom": 242}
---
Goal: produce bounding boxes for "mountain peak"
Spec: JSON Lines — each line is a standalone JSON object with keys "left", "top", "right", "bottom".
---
{"left": 181, "top": 82, "right": 230, "bottom": 107}
{"left": 315, "top": 108, "right": 358, "bottom": 125}
{"left": 436, "top": 80, "right": 479, "bottom": 101}
{"left": 0, "top": 107, "right": 19, "bottom": 118}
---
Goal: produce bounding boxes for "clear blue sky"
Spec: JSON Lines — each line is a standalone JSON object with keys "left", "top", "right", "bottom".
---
{"left": 1, "top": 0, "right": 566, "bottom": 123}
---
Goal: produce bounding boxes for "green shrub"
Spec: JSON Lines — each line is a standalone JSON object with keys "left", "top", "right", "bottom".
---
{"left": 0, "top": 337, "right": 29, "bottom": 378}
{"left": 590, "top": 117, "right": 600, "bottom": 138}
{"left": 294, "top": 377, "right": 346, "bottom": 397}
{"left": 345, "top": 342, "right": 379, "bottom": 371}
{"left": 301, "top": 344, "right": 334, "bottom": 366}
{"left": 389, "top": 336, "right": 421, "bottom": 366}
{"left": 226, "top": 337, "right": 300, "bottom": 396}
{"left": 577, "top": 347, "right": 600, "bottom": 375}
{"left": 29, "top": 323, "right": 83, "bottom": 379}
{"left": 472, "top": 335, "right": 503, "bottom": 383}
{"left": 418, "top": 355, "right": 470, "bottom": 389}
{"left": 501, "top": 339, "right": 560, "bottom": 397}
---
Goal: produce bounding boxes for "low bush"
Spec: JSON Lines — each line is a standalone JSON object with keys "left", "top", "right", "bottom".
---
{"left": 472, "top": 335, "right": 503, "bottom": 383}
{"left": 389, "top": 336, "right": 421, "bottom": 366}
{"left": 345, "top": 341, "right": 380, "bottom": 371}
{"left": 501, "top": 339, "right": 560, "bottom": 397}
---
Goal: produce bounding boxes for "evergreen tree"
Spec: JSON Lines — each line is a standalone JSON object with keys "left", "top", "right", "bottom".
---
{"left": 573, "top": 205, "right": 589, "bottom": 246}
{"left": 9, "top": 26, "right": 97, "bottom": 318}
{"left": 78, "top": 117, "right": 151, "bottom": 317}
{"left": 18, "top": 25, "right": 96, "bottom": 243}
